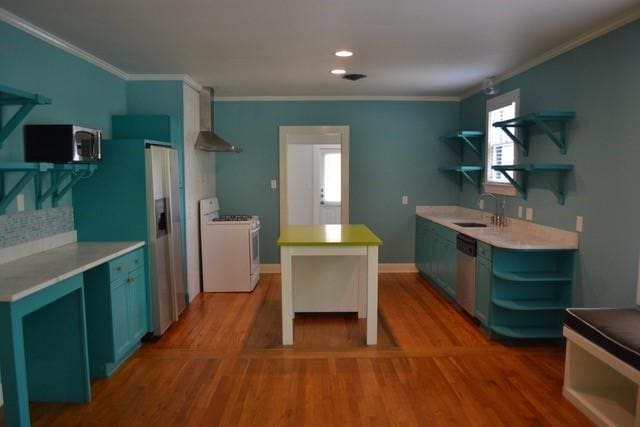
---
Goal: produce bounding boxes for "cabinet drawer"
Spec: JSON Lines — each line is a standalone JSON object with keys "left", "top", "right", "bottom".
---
{"left": 126, "top": 249, "right": 144, "bottom": 271}
{"left": 109, "top": 255, "right": 130, "bottom": 282}
{"left": 478, "top": 241, "right": 492, "bottom": 260}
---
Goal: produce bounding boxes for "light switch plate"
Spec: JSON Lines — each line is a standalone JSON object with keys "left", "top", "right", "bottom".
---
{"left": 576, "top": 216, "right": 583, "bottom": 232}
{"left": 270, "top": 179, "right": 277, "bottom": 190}
{"left": 17, "top": 194, "right": 25, "bottom": 212}
{"left": 517, "top": 206, "right": 523, "bottom": 218}
{"left": 402, "top": 195, "right": 408, "bottom": 205}
{"left": 526, "top": 207, "right": 533, "bottom": 221}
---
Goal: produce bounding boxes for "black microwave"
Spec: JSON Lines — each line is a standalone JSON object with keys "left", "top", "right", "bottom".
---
{"left": 24, "top": 125, "right": 102, "bottom": 163}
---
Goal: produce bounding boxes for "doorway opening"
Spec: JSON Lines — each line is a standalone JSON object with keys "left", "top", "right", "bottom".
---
{"left": 279, "top": 126, "right": 349, "bottom": 229}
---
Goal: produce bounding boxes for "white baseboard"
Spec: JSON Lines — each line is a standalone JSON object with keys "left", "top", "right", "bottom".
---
{"left": 260, "top": 263, "right": 418, "bottom": 273}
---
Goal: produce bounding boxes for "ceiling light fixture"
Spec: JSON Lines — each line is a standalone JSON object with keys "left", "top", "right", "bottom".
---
{"left": 335, "top": 50, "right": 354, "bottom": 57}
{"left": 482, "top": 77, "right": 499, "bottom": 96}
{"left": 331, "top": 69, "right": 347, "bottom": 75}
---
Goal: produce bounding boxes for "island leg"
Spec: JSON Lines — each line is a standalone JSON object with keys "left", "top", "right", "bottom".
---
{"left": 280, "top": 247, "right": 294, "bottom": 345}
{"left": 366, "top": 245, "right": 379, "bottom": 345}
{"left": 0, "top": 304, "right": 31, "bottom": 427}
{"left": 357, "top": 253, "right": 367, "bottom": 318}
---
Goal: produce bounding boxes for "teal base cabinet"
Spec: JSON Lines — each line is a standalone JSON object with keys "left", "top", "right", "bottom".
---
{"left": 479, "top": 246, "right": 575, "bottom": 340}
{"left": 84, "top": 248, "right": 148, "bottom": 378}
{"left": 415, "top": 216, "right": 457, "bottom": 299}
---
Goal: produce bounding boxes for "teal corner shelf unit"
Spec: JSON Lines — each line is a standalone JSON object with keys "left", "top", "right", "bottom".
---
{"left": 0, "top": 84, "right": 51, "bottom": 149}
{"left": 0, "top": 162, "right": 97, "bottom": 214}
{"left": 439, "top": 165, "right": 484, "bottom": 192}
{"left": 492, "top": 163, "right": 573, "bottom": 204}
{"left": 492, "top": 111, "right": 575, "bottom": 156}
{"left": 442, "top": 130, "right": 484, "bottom": 158}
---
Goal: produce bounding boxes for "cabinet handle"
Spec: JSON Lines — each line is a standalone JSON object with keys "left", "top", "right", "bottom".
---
{"left": 117, "top": 266, "right": 123, "bottom": 271}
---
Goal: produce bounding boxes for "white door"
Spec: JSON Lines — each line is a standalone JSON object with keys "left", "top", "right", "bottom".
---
{"left": 313, "top": 146, "right": 341, "bottom": 224}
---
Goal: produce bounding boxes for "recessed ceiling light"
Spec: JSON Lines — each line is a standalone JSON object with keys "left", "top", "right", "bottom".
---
{"left": 331, "top": 69, "right": 347, "bottom": 75}
{"left": 335, "top": 50, "right": 353, "bottom": 57}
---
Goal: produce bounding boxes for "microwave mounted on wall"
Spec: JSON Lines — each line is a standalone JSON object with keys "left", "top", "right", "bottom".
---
{"left": 24, "top": 125, "right": 102, "bottom": 163}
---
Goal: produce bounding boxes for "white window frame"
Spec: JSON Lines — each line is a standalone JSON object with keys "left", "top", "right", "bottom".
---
{"left": 484, "top": 89, "right": 520, "bottom": 196}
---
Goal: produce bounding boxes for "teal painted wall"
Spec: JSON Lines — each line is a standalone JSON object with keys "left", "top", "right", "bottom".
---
{"left": 0, "top": 21, "right": 127, "bottom": 213}
{"left": 214, "top": 101, "right": 461, "bottom": 263}
{"left": 459, "top": 20, "right": 640, "bottom": 307}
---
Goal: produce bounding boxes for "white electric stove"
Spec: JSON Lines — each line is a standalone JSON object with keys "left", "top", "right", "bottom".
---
{"left": 200, "top": 197, "right": 260, "bottom": 292}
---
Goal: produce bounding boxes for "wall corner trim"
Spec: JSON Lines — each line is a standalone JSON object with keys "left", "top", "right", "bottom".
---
{"left": 128, "top": 74, "right": 203, "bottom": 92}
{"left": 459, "top": 6, "right": 640, "bottom": 100}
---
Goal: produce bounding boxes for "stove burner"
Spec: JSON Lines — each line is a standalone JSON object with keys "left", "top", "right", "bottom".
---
{"left": 212, "top": 215, "right": 254, "bottom": 222}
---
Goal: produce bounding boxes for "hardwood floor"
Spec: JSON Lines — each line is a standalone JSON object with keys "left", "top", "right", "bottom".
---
{"left": 17, "top": 273, "right": 590, "bottom": 426}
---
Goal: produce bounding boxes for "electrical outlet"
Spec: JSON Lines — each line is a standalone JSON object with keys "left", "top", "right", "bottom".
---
{"left": 517, "top": 206, "right": 523, "bottom": 218}
{"left": 576, "top": 216, "right": 583, "bottom": 232}
{"left": 16, "top": 194, "right": 25, "bottom": 212}
{"left": 526, "top": 207, "right": 533, "bottom": 221}
{"left": 270, "top": 179, "right": 277, "bottom": 190}
{"left": 478, "top": 199, "right": 484, "bottom": 210}
{"left": 402, "top": 195, "right": 408, "bottom": 206}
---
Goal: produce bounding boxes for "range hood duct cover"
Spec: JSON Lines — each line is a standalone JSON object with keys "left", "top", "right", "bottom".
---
{"left": 195, "top": 87, "right": 241, "bottom": 153}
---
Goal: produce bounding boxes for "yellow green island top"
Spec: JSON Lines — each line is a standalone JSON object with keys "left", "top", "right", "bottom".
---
{"left": 277, "top": 224, "right": 383, "bottom": 246}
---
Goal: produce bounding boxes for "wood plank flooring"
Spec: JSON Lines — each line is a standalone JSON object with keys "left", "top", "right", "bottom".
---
{"left": 11, "top": 273, "right": 591, "bottom": 426}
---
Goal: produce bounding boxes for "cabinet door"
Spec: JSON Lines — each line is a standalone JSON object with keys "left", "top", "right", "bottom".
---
{"left": 110, "top": 278, "right": 131, "bottom": 360}
{"left": 445, "top": 239, "right": 457, "bottom": 297}
{"left": 415, "top": 219, "right": 428, "bottom": 274}
{"left": 427, "top": 227, "right": 437, "bottom": 278}
{"left": 475, "top": 257, "right": 492, "bottom": 327}
{"left": 128, "top": 268, "right": 148, "bottom": 342}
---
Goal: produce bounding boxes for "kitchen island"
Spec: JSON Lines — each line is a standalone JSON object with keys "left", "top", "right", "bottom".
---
{"left": 277, "top": 225, "right": 382, "bottom": 346}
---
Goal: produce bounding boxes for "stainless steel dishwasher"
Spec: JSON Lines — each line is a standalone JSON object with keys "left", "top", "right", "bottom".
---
{"left": 456, "top": 234, "right": 477, "bottom": 316}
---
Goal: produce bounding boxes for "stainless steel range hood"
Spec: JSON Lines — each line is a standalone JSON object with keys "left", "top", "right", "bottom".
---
{"left": 195, "top": 87, "right": 241, "bottom": 153}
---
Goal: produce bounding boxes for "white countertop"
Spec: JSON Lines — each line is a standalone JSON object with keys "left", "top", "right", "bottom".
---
{"left": 416, "top": 206, "right": 578, "bottom": 250}
{"left": 0, "top": 241, "right": 145, "bottom": 302}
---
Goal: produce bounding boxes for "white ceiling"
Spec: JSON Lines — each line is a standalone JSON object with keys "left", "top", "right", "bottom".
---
{"left": 1, "top": 0, "right": 637, "bottom": 96}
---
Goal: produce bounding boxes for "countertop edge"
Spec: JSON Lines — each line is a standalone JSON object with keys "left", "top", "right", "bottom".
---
{"left": 416, "top": 213, "right": 578, "bottom": 250}
{"left": 1, "top": 241, "right": 145, "bottom": 302}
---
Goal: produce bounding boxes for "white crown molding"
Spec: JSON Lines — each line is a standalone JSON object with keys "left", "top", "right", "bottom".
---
{"left": 460, "top": 7, "right": 640, "bottom": 100}
{"left": 0, "top": 7, "right": 129, "bottom": 80}
{"left": 0, "top": 7, "right": 204, "bottom": 91}
{"left": 216, "top": 95, "right": 460, "bottom": 102}
{"left": 128, "top": 74, "right": 203, "bottom": 92}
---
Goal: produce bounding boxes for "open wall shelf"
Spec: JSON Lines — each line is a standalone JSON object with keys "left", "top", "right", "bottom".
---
{"left": 442, "top": 131, "right": 484, "bottom": 159}
{"left": 492, "top": 111, "right": 575, "bottom": 156}
{"left": 0, "top": 84, "right": 51, "bottom": 149}
{"left": 492, "top": 163, "right": 573, "bottom": 204}
{"left": 0, "top": 162, "right": 96, "bottom": 214}
{"left": 439, "top": 166, "right": 484, "bottom": 192}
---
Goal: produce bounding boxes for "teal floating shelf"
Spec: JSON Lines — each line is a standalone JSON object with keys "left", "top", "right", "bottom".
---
{"left": 492, "top": 111, "right": 575, "bottom": 156}
{"left": 0, "top": 162, "right": 96, "bottom": 213}
{"left": 442, "top": 130, "right": 484, "bottom": 158}
{"left": 491, "top": 325, "right": 562, "bottom": 339}
{"left": 492, "top": 163, "right": 573, "bottom": 204}
{"left": 0, "top": 84, "right": 51, "bottom": 149}
{"left": 492, "top": 299, "right": 567, "bottom": 311}
{"left": 439, "top": 165, "right": 484, "bottom": 192}
{"left": 493, "top": 270, "right": 572, "bottom": 282}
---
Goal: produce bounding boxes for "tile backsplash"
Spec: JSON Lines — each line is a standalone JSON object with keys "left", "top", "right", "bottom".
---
{"left": 0, "top": 206, "right": 75, "bottom": 249}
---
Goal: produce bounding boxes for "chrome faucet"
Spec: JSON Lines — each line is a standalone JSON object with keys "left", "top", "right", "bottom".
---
{"left": 478, "top": 192, "right": 507, "bottom": 227}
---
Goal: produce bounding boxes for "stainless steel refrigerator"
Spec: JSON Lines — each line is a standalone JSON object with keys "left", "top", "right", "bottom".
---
{"left": 145, "top": 145, "right": 187, "bottom": 335}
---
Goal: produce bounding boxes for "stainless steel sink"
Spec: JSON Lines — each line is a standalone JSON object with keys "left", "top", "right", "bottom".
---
{"left": 453, "top": 222, "right": 488, "bottom": 228}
